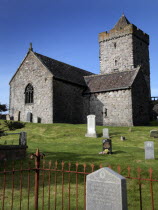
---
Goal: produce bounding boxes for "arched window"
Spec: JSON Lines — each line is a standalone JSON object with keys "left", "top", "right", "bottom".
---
{"left": 25, "top": 84, "right": 34, "bottom": 104}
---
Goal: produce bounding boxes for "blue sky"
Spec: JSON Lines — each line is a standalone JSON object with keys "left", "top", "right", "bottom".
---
{"left": 0, "top": 0, "right": 158, "bottom": 105}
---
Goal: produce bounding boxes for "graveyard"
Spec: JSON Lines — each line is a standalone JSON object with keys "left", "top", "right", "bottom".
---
{"left": 0, "top": 119, "right": 158, "bottom": 209}
{"left": 0, "top": 119, "right": 158, "bottom": 171}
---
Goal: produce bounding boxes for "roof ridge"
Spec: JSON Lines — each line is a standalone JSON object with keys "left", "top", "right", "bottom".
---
{"left": 84, "top": 69, "right": 137, "bottom": 78}
{"left": 34, "top": 52, "right": 94, "bottom": 75}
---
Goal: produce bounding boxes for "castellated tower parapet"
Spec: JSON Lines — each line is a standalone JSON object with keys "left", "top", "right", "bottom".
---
{"left": 99, "top": 15, "right": 150, "bottom": 94}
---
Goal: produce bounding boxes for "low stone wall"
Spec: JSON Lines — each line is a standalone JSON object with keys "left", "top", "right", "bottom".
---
{"left": 0, "top": 145, "right": 28, "bottom": 161}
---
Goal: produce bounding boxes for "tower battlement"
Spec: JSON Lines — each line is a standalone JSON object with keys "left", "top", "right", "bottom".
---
{"left": 99, "top": 24, "right": 149, "bottom": 45}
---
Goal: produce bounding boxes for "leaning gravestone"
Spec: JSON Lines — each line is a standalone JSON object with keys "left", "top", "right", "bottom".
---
{"left": 102, "top": 128, "right": 109, "bottom": 138}
{"left": 19, "top": 132, "right": 27, "bottom": 146}
{"left": 150, "top": 130, "right": 158, "bottom": 138}
{"left": 85, "top": 115, "right": 97, "bottom": 137}
{"left": 144, "top": 141, "right": 155, "bottom": 159}
{"left": 86, "top": 167, "right": 128, "bottom": 210}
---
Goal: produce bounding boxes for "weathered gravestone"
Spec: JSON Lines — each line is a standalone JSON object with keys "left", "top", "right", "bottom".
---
{"left": 144, "top": 141, "right": 155, "bottom": 159}
{"left": 6, "top": 114, "right": 10, "bottom": 121}
{"left": 85, "top": 115, "right": 97, "bottom": 137}
{"left": 102, "top": 139, "right": 112, "bottom": 154}
{"left": 26, "top": 112, "right": 33, "bottom": 122}
{"left": 150, "top": 130, "right": 158, "bottom": 138}
{"left": 102, "top": 128, "right": 109, "bottom": 138}
{"left": 86, "top": 167, "right": 128, "bottom": 210}
{"left": 19, "top": 132, "right": 27, "bottom": 146}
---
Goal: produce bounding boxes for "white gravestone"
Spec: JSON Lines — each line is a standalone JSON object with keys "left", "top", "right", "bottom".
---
{"left": 85, "top": 115, "right": 97, "bottom": 137}
{"left": 86, "top": 167, "right": 128, "bottom": 210}
{"left": 144, "top": 141, "right": 155, "bottom": 159}
{"left": 102, "top": 128, "right": 109, "bottom": 138}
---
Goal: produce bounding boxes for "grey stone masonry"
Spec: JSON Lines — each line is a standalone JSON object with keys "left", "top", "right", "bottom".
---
{"left": 9, "top": 51, "right": 53, "bottom": 124}
{"left": 144, "top": 141, "right": 154, "bottom": 159}
{"left": 86, "top": 167, "right": 128, "bottom": 210}
{"left": 99, "top": 15, "right": 150, "bottom": 94}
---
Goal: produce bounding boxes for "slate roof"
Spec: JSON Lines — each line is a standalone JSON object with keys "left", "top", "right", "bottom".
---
{"left": 34, "top": 52, "right": 94, "bottom": 86}
{"left": 113, "top": 14, "right": 131, "bottom": 30}
{"left": 84, "top": 69, "right": 139, "bottom": 93}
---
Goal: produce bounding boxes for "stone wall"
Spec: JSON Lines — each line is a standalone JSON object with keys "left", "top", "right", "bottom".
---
{"left": 133, "top": 35, "right": 150, "bottom": 93}
{"left": 131, "top": 71, "right": 150, "bottom": 125}
{"left": 88, "top": 89, "right": 133, "bottom": 126}
{"left": 53, "top": 79, "right": 86, "bottom": 123}
{"left": 99, "top": 24, "right": 150, "bottom": 95}
{"left": 9, "top": 51, "right": 53, "bottom": 124}
{"left": 99, "top": 34, "right": 133, "bottom": 74}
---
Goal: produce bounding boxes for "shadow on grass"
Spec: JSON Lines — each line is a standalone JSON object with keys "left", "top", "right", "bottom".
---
{"left": 112, "top": 150, "right": 126, "bottom": 154}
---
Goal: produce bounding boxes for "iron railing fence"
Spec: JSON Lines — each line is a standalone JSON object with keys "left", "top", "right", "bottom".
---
{"left": 0, "top": 149, "right": 157, "bottom": 210}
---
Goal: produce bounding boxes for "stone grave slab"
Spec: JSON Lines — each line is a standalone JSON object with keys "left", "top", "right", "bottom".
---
{"left": 19, "top": 132, "right": 27, "bottom": 146}
{"left": 102, "top": 128, "right": 109, "bottom": 138}
{"left": 86, "top": 167, "right": 128, "bottom": 210}
{"left": 85, "top": 115, "right": 97, "bottom": 137}
{"left": 144, "top": 141, "right": 155, "bottom": 159}
{"left": 150, "top": 130, "right": 158, "bottom": 138}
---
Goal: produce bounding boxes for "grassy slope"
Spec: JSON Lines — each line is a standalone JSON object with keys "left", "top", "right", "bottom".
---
{"left": 1, "top": 120, "right": 158, "bottom": 171}
{"left": 1, "top": 120, "right": 158, "bottom": 209}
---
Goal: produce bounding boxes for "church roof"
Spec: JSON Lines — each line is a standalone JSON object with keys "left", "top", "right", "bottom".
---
{"left": 34, "top": 52, "right": 94, "bottom": 86}
{"left": 84, "top": 69, "right": 139, "bottom": 93}
{"left": 113, "top": 14, "right": 131, "bottom": 30}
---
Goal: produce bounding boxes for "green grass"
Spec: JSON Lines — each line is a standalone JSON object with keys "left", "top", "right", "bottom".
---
{"left": 0, "top": 120, "right": 158, "bottom": 209}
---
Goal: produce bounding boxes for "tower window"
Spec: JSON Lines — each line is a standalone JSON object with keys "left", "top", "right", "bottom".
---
{"left": 102, "top": 107, "right": 107, "bottom": 117}
{"left": 115, "top": 60, "right": 118, "bottom": 66}
{"left": 25, "top": 84, "right": 34, "bottom": 104}
{"left": 114, "top": 42, "right": 117, "bottom": 48}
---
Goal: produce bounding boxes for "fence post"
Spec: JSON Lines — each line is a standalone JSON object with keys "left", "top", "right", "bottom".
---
{"left": 35, "top": 149, "right": 40, "bottom": 210}
{"left": 30, "top": 149, "right": 45, "bottom": 210}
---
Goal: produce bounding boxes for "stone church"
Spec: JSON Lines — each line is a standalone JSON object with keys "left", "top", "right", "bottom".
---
{"left": 9, "top": 15, "right": 151, "bottom": 126}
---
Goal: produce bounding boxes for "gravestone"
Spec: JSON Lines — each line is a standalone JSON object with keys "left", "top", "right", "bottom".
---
{"left": 144, "top": 141, "right": 154, "bottom": 159}
{"left": 102, "top": 128, "right": 109, "bottom": 138}
{"left": 19, "top": 132, "right": 27, "bottom": 146}
{"left": 33, "top": 116, "right": 38, "bottom": 123}
{"left": 121, "top": 136, "right": 126, "bottom": 141}
{"left": 85, "top": 115, "right": 97, "bottom": 137}
{"left": 86, "top": 167, "right": 128, "bottom": 210}
{"left": 14, "top": 111, "right": 20, "bottom": 121}
{"left": 26, "top": 112, "right": 33, "bottom": 122}
{"left": 150, "top": 130, "right": 158, "bottom": 138}
{"left": 102, "top": 139, "right": 112, "bottom": 154}
{"left": 6, "top": 114, "right": 10, "bottom": 121}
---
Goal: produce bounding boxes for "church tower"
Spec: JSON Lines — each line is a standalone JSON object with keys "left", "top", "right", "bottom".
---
{"left": 99, "top": 14, "right": 150, "bottom": 93}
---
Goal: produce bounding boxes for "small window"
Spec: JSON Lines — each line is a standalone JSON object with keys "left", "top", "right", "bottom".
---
{"left": 114, "top": 68, "right": 119, "bottom": 72}
{"left": 25, "top": 84, "right": 34, "bottom": 104}
{"left": 114, "top": 42, "right": 116, "bottom": 48}
{"left": 115, "top": 60, "right": 118, "bottom": 66}
{"left": 104, "top": 108, "right": 107, "bottom": 117}
{"left": 102, "top": 108, "right": 107, "bottom": 117}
